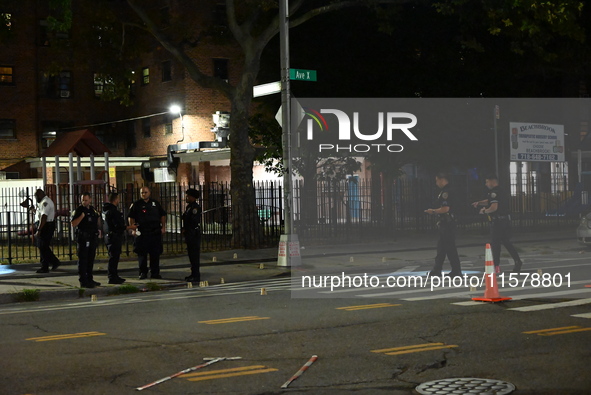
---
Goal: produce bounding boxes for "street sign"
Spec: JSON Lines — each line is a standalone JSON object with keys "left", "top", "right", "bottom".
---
{"left": 290, "top": 69, "right": 317, "bottom": 82}
{"left": 253, "top": 81, "right": 281, "bottom": 98}
{"left": 275, "top": 98, "right": 304, "bottom": 128}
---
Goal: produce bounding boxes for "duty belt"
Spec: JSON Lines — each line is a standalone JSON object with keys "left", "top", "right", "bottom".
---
{"left": 493, "top": 215, "right": 511, "bottom": 220}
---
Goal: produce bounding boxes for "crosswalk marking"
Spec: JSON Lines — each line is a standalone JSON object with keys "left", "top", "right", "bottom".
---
{"left": 181, "top": 365, "right": 278, "bottom": 382}
{"left": 336, "top": 303, "right": 401, "bottom": 311}
{"left": 198, "top": 316, "right": 270, "bottom": 325}
{"left": 26, "top": 331, "right": 106, "bottom": 342}
{"left": 508, "top": 298, "right": 591, "bottom": 312}
{"left": 372, "top": 342, "right": 458, "bottom": 356}
{"left": 523, "top": 326, "right": 591, "bottom": 336}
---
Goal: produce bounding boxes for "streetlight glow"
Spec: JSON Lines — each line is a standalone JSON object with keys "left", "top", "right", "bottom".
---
{"left": 169, "top": 104, "right": 181, "bottom": 114}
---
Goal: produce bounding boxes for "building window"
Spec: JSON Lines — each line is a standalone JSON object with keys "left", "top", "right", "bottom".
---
{"left": 1, "top": 13, "right": 11, "bottom": 30}
{"left": 164, "top": 114, "right": 173, "bottom": 135}
{"left": 39, "top": 19, "right": 50, "bottom": 46}
{"left": 142, "top": 67, "right": 149, "bottom": 85}
{"left": 162, "top": 61, "right": 172, "bottom": 82}
{"left": 93, "top": 73, "right": 115, "bottom": 97}
{"left": 213, "top": 3, "right": 227, "bottom": 27}
{"left": 58, "top": 71, "right": 71, "bottom": 98}
{"left": 0, "top": 119, "right": 16, "bottom": 138}
{"left": 41, "top": 71, "right": 72, "bottom": 98}
{"left": 94, "top": 73, "right": 104, "bottom": 96}
{"left": 142, "top": 118, "right": 151, "bottom": 138}
{"left": 0, "top": 66, "right": 13, "bottom": 85}
{"left": 213, "top": 58, "right": 228, "bottom": 81}
{"left": 38, "top": 19, "right": 69, "bottom": 46}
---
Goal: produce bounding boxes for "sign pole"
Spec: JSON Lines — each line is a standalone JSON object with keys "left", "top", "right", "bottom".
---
{"left": 494, "top": 105, "right": 499, "bottom": 178}
{"left": 278, "top": 0, "right": 301, "bottom": 267}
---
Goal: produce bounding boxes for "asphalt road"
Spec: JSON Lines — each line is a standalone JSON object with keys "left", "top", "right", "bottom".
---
{"left": 1, "top": 244, "right": 590, "bottom": 395}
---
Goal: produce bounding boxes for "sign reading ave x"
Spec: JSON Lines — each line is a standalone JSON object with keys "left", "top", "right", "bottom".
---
{"left": 290, "top": 69, "right": 317, "bottom": 82}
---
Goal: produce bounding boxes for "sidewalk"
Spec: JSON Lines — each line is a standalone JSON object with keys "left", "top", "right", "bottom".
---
{"left": 0, "top": 229, "right": 575, "bottom": 304}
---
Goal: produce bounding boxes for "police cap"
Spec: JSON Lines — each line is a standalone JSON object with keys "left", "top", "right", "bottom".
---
{"left": 186, "top": 188, "right": 200, "bottom": 198}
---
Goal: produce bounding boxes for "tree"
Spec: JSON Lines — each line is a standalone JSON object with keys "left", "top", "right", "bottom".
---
{"left": 119, "top": 1, "right": 406, "bottom": 248}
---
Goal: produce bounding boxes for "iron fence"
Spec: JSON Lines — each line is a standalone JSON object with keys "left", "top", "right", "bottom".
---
{"left": 0, "top": 176, "right": 583, "bottom": 263}
{"left": 294, "top": 176, "right": 581, "bottom": 243}
{"left": 0, "top": 181, "right": 283, "bottom": 264}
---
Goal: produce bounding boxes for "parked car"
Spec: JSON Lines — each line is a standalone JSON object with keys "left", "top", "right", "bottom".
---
{"left": 576, "top": 209, "right": 591, "bottom": 245}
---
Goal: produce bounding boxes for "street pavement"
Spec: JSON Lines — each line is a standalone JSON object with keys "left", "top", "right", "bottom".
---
{"left": 0, "top": 228, "right": 580, "bottom": 305}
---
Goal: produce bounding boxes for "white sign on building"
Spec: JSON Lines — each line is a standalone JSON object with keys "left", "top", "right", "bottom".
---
{"left": 509, "top": 122, "right": 565, "bottom": 162}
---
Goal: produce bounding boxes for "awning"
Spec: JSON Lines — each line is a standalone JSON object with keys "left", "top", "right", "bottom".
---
{"left": 177, "top": 148, "right": 231, "bottom": 163}
{"left": 41, "top": 129, "right": 111, "bottom": 157}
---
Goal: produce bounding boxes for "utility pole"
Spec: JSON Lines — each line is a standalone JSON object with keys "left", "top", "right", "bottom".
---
{"left": 277, "top": 0, "right": 301, "bottom": 267}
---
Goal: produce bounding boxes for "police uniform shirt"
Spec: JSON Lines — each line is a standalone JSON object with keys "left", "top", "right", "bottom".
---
{"left": 487, "top": 186, "right": 508, "bottom": 216}
{"left": 103, "top": 204, "right": 126, "bottom": 235}
{"left": 182, "top": 202, "right": 201, "bottom": 232}
{"left": 72, "top": 205, "right": 100, "bottom": 234}
{"left": 38, "top": 196, "right": 56, "bottom": 222}
{"left": 128, "top": 198, "right": 166, "bottom": 231}
{"left": 436, "top": 184, "right": 453, "bottom": 213}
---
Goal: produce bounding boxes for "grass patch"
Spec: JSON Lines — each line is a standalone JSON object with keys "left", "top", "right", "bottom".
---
{"left": 114, "top": 284, "right": 140, "bottom": 294}
{"left": 12, "top": 288, "right": 40, "bottom": 302}
{"left": 145, "top": 282, "right": 163, "bottom": 291}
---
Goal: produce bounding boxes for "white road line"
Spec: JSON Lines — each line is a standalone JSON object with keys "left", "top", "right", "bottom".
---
{"left": 451, "top": 301, "right": 484, "bottom": 306}
{"left": 357, "top": 286, "right": 459, "bottom": 298}
{"left": 571, "top": 312, "right": 591, "bottom": 319}
{"left": 399, "top": 280, "right": 591, "bottom": 301}
{"left": 508, "top": 289, "right": 591, "bottom": 300}
{"left": 508, "top": 297, "right": 591, "bottom": 312}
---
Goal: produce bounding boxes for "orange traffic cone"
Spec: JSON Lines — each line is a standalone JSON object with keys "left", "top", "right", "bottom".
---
{"left": 472, "top": 243, "right": 512, "bottom": 303}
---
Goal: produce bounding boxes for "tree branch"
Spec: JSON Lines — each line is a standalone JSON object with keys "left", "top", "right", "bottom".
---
{"left": 226, "top": 0, "right": 249, "bottom": 50}
{"left": 125, "top": 0, "right": 234, "bottom": 98}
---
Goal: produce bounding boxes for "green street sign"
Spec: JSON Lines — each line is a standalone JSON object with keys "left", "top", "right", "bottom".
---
{"left": 290, "top": 68, "right": 317, "bottom": 82}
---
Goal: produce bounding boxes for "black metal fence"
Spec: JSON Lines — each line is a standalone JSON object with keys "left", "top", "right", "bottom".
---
{"left": 294, "top": 176, "right": 582, "bottom": 243}
{"left": 0, "top": 176, "right": 583, "bottom": 263}
{"left": 0, "top": 181, "right": 283, "bottom": 264}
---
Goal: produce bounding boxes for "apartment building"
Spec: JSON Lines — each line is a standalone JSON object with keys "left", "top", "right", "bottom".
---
{"left": 0, "top": 1, "right": 241, "bottom": 187}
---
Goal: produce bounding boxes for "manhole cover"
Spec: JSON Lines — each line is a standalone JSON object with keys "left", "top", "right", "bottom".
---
{"left": 416, "top": 378, "right": 515, "bottom": 395}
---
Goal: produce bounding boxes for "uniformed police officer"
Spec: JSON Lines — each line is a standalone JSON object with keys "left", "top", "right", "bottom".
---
{"left": 424, "top": 173, "right": 462, "bottom": 277}
{"left": 182, "top": 188, "right": 202, "bottom": 283}
{"left": 128, "top": 186, "right": 166, "bottom": 280}
{"left": 103, "top": 192, "right": 136, "bottom": 284}
{"left": 71, "top": 192, "right": 101, "bottom": 288}
{"left": 472, "top": 175, "right": 523, "bottom": 273}
{"left": 32, "top": 189, "right": 60, "bottom": 273}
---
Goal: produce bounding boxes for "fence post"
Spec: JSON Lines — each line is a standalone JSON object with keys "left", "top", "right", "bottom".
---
{"left": 7, "top": 211, "right": 12, "bottom": 265}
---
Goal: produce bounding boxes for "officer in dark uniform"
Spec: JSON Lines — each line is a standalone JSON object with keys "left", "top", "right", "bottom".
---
{"left": 424, "top": 173, "right": 462, "bottom": 277}
{"left": 128, "top": 186, "right": 166, "bottom": 280}
{"left": 472, "top": 175, "right": 523, "bottom": 273}
{"left": 103, "top": 192, "right": 135, "bottom": 284}
{"left": 71, "top": 192, "right": 101, "bottom": 288}
{"left": 182, "top": 188, "right": 202, "bottom": 283}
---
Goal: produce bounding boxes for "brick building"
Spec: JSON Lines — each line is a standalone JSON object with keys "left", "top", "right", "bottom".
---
{"left": 0, "top": 1, "right": 250, "bottom": 188}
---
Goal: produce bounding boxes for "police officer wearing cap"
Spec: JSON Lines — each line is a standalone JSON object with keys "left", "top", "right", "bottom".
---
{"left": 424, "top": 173, "right": 462, "bottom": 277}
{"left": 71, "top": 192, "right": 102, "bottom": 288}
{"left": 128, "top": 186, "right": 166, "bottom": 280}
{"left": 32, "top": 189, "right": 60, "bottom": 273}
{"left": 103, "top": 192, "right": 136, "bottom": 284}
{"left": 182, "top": 188, "right": 202, "bottom": 283}
{"left": 472, "top": 175, "right": 523, "bottom": 273}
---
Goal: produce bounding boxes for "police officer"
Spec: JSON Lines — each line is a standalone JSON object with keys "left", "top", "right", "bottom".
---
{"left": 71, "top": 192, "right": 101, "bottom": 288}
{"left": 32, "top": 189, "right": 60, "bottom": 273}
{"left": 128, "top": 186, "right": 166, "bottom": 280}
{"left": 472, "top": 175, "right": 523, "bottom": 273}
{"left": 182, "top": 188, "right": 202, "bottom": 283}
{"left": 103, "top": 192, "right": 135, "bottom": 284}
{"left": 424, "top": 173, "right": 462, "bottom": 277}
